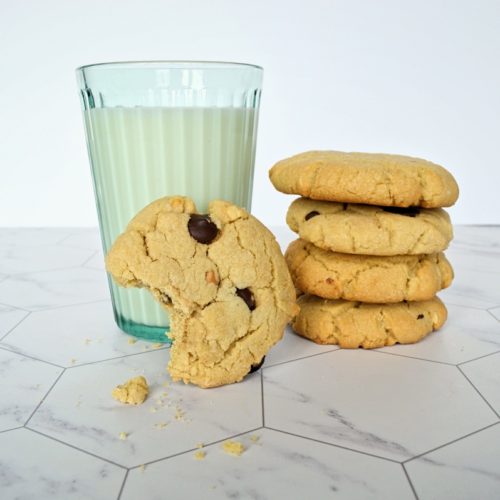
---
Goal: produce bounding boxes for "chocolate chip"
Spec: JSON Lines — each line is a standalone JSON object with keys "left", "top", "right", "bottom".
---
{"left": 236, "top": 287, "right": 256, "bottom": 311}
{"left": 382, "top": 206, "right": 421, "bottom": 217}
{"left": 249, "top": 356, "right": 265, "bottom": 374}
{"left": 187, "top": 214, "right": 219, "bottom": 244}
{"left": 305, "top": 211, "right": 320, "bottom": 221}
{"left": 417, "top": 313, "right": 424, "bottom": 319}
{"left": 342, "top": 203, "right": 348, "bottom": 211}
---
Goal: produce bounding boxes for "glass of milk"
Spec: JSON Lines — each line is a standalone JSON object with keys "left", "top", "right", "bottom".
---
{"left": 76, "top": 61, "right": 263, "bottom": 342}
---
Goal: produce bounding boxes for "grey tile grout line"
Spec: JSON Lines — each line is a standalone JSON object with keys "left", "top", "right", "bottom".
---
{"left": 370, "top": 349, "right": 457, "bottom": 367}
{"left": 0, "top": 345, "right": 65, "bottom": 369}
{"left": 25, "top": 427, "right": 127, "bottom": 470}
{"left": 442, "top": 301, "right": 496, "bottom": 311}
{"left": 401, "top": 463, "right": 419, "bottom": 500}
{"left": 264, "top": 426, "right": 401, "bottom": 464}
{"left": 80, "top": 250, "right": 99, "bottom": 267}
{"left": 63, "top": 346, "right": 171, "bottom": 369}
{"left": 402, "top": 421, "right": 500, "bottom": 464}
{"left": 457, "top": 349, "right": 500, "bottom": 367}
{"left": 487, "top": 309, "right": 500, "bottom": 323}
{"left": 127, "top": 426, "right": 265, "bottom": 470}
{"left": 23, "top": 369, "right": 66, "bottom": 426}
{"left": 263, "top": 348, "right": 340, "bottom": 369}
{"left": 116, "top": 469, "right": 129, "bottom": 500}
{"left": 0, "top": 426, "right": 24, "bottom": 435}
{"left": 0, "top": 310, "right": 32, "bottom": 342}
{"left": 19, "top": 298, "right": 112, "bottom": 314}
{"left": 0, "top": 301, "right": 30, "bottom": 312}
{"left": 260, "top": 370, "right": 265, "bottom": 427}
{"left": 456, "top": 365, "right": 500, "bottom": 418}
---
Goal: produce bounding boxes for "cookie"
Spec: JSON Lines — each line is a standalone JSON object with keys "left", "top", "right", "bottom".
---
{"left": 287, "top": 197, "right": 453, "bottom": 255}
{"left": 269, "top": 151, "right": 459, "bottom": 208}
{"left": 292, "top": 295, "right": 447, "bottom": 348}
{"left": 106, "top": 196, "right": 298, "bottom": 388}
{"left": 285, "top": 239, "right": 453, "bottom": 303}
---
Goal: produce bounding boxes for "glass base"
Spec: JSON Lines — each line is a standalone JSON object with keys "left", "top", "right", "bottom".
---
{"left": 115, "top": 314, "right": 171, "bottom": 344}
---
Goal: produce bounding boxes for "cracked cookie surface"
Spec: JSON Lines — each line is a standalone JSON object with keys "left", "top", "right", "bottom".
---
{"left": 106, "top": 196, "right": 298, "bottom": 388}
{"left": 292, "top": 295, "right": 447, "bottom": 348}
{"left": 269, "top": 151, "right": 459, "bottom": 208}
{"left": 287, "top": 198, "right": 453, "bottom": 256}
{"left": 286, "top": 239, "right": 454, "bottom": 303}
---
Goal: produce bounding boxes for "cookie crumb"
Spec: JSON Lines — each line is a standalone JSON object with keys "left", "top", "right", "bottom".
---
{"left": 84, "top": 338, "right": 92, "bottom": 345}
{"left": 112, "top": 376, "right": 149, "bottom": 405}
{"left": 250, "top": 435, "right": 260, "bottom": 443}
{"left": 127, "top": 338, "right": 137, "bottom": 345}
{"left": 69, "top": 358, "right": 77, "bottom": 365}
{"left": 196, "top": 442, "right": 204, "bottom": 449}
{"left": 119, "top": 432, "right": 128, "bottom": 440}
{"left": 175, "top": 407, "right": 185, "bottom": 420}
{"left": 154, "top": 422, "right": 168, "bottom": 429}
{"left": 152, "top": 343, "right": 164, "bottom": 349}
{"left": 222, "top": 440, "right": 244, "bottom": 456}
{"left": 194, "top": 450, "right": 206, "bottom": 460}
{"left": 139, "top": 464, "right": 146, "bottom": 472}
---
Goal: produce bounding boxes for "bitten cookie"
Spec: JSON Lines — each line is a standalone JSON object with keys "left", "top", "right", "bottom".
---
{"left": 285, "top": 239, "right": 453, "bottom": 303}
{"left": 292, "top": 295, "right": 447, "bottom": 348}
{"left": 106, "top": 196, "right": 298, "bottom": 388}
{"left": 269, "top": 151, "right": 459, "bottom": 208}
{"left": 287, "top": 197, "right": 453, "bottom": 255}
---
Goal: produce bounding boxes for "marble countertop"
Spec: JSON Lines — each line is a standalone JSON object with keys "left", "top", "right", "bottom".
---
{"left": 0, "top": 226, "right": 499, "bottom": 500}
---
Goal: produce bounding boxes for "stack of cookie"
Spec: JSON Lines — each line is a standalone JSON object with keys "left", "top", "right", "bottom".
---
{"left": 269, "top": 151, "right": 459, "bottom": 348}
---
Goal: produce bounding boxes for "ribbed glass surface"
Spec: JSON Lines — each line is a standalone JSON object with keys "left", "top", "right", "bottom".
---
{"left": 77, "top": 62, "right": 262, "bottom": 341}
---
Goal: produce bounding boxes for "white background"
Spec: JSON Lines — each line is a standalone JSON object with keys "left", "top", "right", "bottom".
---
{"left": 1, "top": 0, "right": 499, "bottom": 227}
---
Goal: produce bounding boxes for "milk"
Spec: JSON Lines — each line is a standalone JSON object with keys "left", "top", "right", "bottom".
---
{"left": 85, "top": 106, "right": 258, "bottom": 331}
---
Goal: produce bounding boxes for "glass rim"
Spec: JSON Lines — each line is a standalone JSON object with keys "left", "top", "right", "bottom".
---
{"left": 76, "top": 60, "right": 263, "bottom": 72}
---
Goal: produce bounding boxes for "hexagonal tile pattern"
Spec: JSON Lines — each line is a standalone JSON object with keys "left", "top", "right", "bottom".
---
{"left": 377, "top": 303, "right": 500, "bottom": 364}
{"left": 0, "top": 300, "right": 161, "bottom": 367}
{"left": 264, "top": 350, "right": 498, "bottom": 461}
{"left": 1, "top": 226, "right": 500, "bottom": 498}
{"left": 28, "top": 349, "right": 263, "bottom": 467}
{"left": 122, "top": 429, "right": 414, "bottom": 500}
{"left": 0, "top": 303, "right": 28, "bottom": 340}
{"left": 0, "top": 267, "right": 109, "bottom": 310}
{"left": 0, "top": 428, "right": 125, "bottom": 499}
{"left": 460, "top": 352, "right": 500, "bottom": 416}
{"left": 406, "top": 423, "right": 500, "bottom": 500}
{"left": 264, "top": 327, "right": 338, "bottom": 368}
{"left": 0, "top": 348, "right": 62, "bottom": 431}
{"left": 0, "top": 244, "right": 94, "bottom": 275}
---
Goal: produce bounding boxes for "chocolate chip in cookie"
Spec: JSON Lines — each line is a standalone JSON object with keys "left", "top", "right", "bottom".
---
{"left": 188, "top": 214, "right": 219, "bottom": 244}
{"left": 248, "top": 356, "right": 265, "bottom": 374}
{"left": 236, "top": 287, "right": 256, "bottom": 311}
{"left": 305, "top": 210, "right": 320, "bottom": 221}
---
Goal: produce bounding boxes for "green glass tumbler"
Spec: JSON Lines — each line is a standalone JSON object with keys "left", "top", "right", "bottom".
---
{"left": 76, "top": 61, "right": 263, "bottom": 342}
